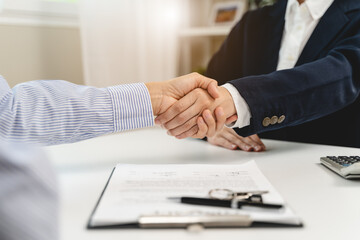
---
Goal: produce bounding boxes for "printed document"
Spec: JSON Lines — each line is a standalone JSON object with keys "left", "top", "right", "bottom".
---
{"left": 89, "top": 161, "right": 301, "bottom": 227}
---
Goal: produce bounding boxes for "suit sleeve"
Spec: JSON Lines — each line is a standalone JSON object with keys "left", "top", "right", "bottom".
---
{"left": 228, "top": 33, "right": 360, "bottom": 137}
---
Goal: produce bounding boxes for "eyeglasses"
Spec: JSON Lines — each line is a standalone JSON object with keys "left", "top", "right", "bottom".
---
{"left": 208, "top": 189, "right": 269, "bottom": 204}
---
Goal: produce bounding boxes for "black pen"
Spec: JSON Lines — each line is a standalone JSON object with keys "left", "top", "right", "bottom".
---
{"left": 168, "top": 197, "right": 283, "bottom": 209}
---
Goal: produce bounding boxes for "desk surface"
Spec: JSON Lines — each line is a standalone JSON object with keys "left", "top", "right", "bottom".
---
{"left": 45, "top": 127, "right": 360, "bottom": 240}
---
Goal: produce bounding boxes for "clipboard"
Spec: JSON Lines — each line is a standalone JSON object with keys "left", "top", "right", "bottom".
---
{"left": 87, "top": 162, "right": 303, "bottom": 229}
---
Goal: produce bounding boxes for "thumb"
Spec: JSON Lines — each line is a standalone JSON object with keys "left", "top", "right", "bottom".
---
{"left": 207, "top": 81, "right": 220, "bottom": 99}
{"left": 194, "top": 76, "right": 219, "bottom": 98}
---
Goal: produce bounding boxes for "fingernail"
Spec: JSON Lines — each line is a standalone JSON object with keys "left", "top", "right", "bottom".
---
{"left": 155, "top": 119, "right": 161, "bottom": 125}
{"left": 218, "top": 109, "right": 224, "bottom": 116}
{"left": 255, "top": 146, "right": 261, "bottom": 151}
{"left": 231, "top": 144, "right": 237, "bottom": 149}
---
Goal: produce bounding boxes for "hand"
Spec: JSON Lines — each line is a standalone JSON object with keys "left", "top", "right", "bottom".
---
{"left": 156, "top": 87, "right": 236, "bottom": 138}
{"left": 207, "top": 128, "right": 266, "bottom": 152}
{"left": 145, "top": 72, "right": 219, "bottom": 116}
{"left": 174, "top": 108, "right": 226, "bottom": 139}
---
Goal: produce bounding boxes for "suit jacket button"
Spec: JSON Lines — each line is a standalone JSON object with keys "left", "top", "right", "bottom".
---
{"left": 278, "top": 115, "right": 286, "bottom": 124}
{"left": 271, "top": 116, "right": 278, "bottom": 125}
{"left": 262, "top": 117, "right": 271, "bottom": 127}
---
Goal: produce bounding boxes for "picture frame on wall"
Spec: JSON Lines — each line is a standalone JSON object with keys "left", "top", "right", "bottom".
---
{"left": 209, "top": 1, "right": 247, "bottom": 26}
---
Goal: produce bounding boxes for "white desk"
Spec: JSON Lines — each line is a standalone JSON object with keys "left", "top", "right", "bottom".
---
{"left": 45, "top": 127, "right": 360, "bottom": 240}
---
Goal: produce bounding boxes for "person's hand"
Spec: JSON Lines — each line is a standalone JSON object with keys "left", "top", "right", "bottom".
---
{"left": 207, "top": 129, "right": 266, "bottom": 152}
{"left": 177, "top": 108, "right": 225, "bottom": 139}
{"left": 145, "top": 72, "right": 219, "bottom": 116}
{"left": 177, "top": 108, "right": 238, "bottom": 139}
{"left": 156, "top": 87, "right": 237, "bottom": 138}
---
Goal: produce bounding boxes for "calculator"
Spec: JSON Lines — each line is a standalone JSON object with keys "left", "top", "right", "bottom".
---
{"left": 320, "top": 156, "right": 360, "bottom": 179}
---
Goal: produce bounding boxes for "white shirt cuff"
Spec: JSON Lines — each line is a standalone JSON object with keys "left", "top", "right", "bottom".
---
{"left": 222, "top": 83, "right": 251, "bottom": 128}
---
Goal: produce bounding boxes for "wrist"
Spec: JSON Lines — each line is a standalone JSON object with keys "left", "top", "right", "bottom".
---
{"left": 217, "top": 87, "right": 236, "bottom": 118}
{"left": 145, "top": 82, "right": 164, "bottom": 116}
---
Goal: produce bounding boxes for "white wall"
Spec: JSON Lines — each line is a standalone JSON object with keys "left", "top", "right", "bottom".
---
{"left": 0, "top": 25, "right": 83, "bottom": 87}
{"left": 80, "top": 0, "right": 187, "bottom": 87}
{"left": 0, "top": 0, "right": 83, "bottom": 87}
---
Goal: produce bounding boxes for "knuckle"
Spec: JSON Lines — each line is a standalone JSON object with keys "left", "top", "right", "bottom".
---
{"left": 192, "top": 72, "right": 200, "bottom": 78}
{"left": 201, "top": 97, "right": 211, "bottom": 106}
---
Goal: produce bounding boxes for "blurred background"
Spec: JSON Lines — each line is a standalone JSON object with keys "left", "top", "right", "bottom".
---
{"left": 0, "top": 0, "right": 276, "bottom": 88}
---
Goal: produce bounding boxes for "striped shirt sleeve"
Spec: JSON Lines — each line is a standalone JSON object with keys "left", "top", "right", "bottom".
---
{"left": 0, "top": 76, "right": 154, "bottom": 145}
{"left": 108, "top": 83, "right": 154, "bottom": 132}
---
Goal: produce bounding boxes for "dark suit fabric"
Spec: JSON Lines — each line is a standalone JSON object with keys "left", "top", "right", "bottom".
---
{"left": 206, "top": 0, "right": 360, "bottom": 148}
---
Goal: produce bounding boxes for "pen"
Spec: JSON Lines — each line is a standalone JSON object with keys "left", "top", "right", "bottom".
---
{"left": 168, "top": 197, "right": 283, "bottom": 209}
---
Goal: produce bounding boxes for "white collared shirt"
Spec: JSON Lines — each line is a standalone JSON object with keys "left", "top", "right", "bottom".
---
{"left": 223, "top": 0, "right": 334, "bottom": 128}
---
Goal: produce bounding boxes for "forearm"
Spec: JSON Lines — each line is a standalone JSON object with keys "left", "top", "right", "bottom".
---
{"left": 0, "top": 79, "right": 154, "bottom": 145}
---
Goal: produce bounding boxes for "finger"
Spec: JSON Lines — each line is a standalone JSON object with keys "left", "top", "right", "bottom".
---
{"left": 202, "top": 109, "right": 216, "bottom": 137}
{"left": 219, "top": 129, "right": 263, "bottom": 152}
{"left": 181, "top": 73, "right": 219, "bottom": 98}
{"left": 225, "top": 115, "right": 238, "bottom": 125}
{"left": 192, "top": 117, "right": 207, "bottom": 139}
{"left": 224, "top": 133, "right": 254, "bottom": 152}
{"left": 155, "top": 93, "right": 196, "bottom": 125}
{"left": 206, "top": 81, "right": 220, "bottom": 99}
{"left": 209, "top": 136, "right": 237, "bottom": 150}
{"left": 214, "top": 107, "right": 226, "bottom": 132}
{"left": 166, "top": 116, "right": 198, "bottom": 137}
{"left": 163, "top": 100, "right": 203, "bottom": 130}
{"left": 239, "top": 136, "right": 264, "bottom": 152}
{"left": 175, "top": 125, "right": 199, "bottom": 139}
{"left": 248, "top": 134, "right": 263, "bottom": 144}
{"left": 248, "top": 135, "right": 266, "bottom": 151}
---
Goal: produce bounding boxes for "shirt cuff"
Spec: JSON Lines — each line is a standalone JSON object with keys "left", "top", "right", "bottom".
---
{"left": 108, "top": 83, "right": 154, "bottom": 132}
{"left": 222, "top": 83, "right": 251, "bottom": 128}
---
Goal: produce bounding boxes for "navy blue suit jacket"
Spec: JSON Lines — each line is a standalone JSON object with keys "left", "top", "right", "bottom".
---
{"left": 206, "top": 0, "right": 360, "bottom": 148}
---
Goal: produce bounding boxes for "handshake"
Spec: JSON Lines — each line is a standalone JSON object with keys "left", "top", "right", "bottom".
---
{"left": 145, "top": 73, "right": 238, "bottom": 139}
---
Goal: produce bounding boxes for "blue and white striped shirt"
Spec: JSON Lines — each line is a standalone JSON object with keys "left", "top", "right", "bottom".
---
{"left": 0, "top": 75, "right": 154, "bottom": 145}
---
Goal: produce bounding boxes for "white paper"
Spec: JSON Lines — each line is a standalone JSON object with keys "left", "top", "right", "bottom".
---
{"left": 90, "top": 161, "right": 301, "bottom": 226}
